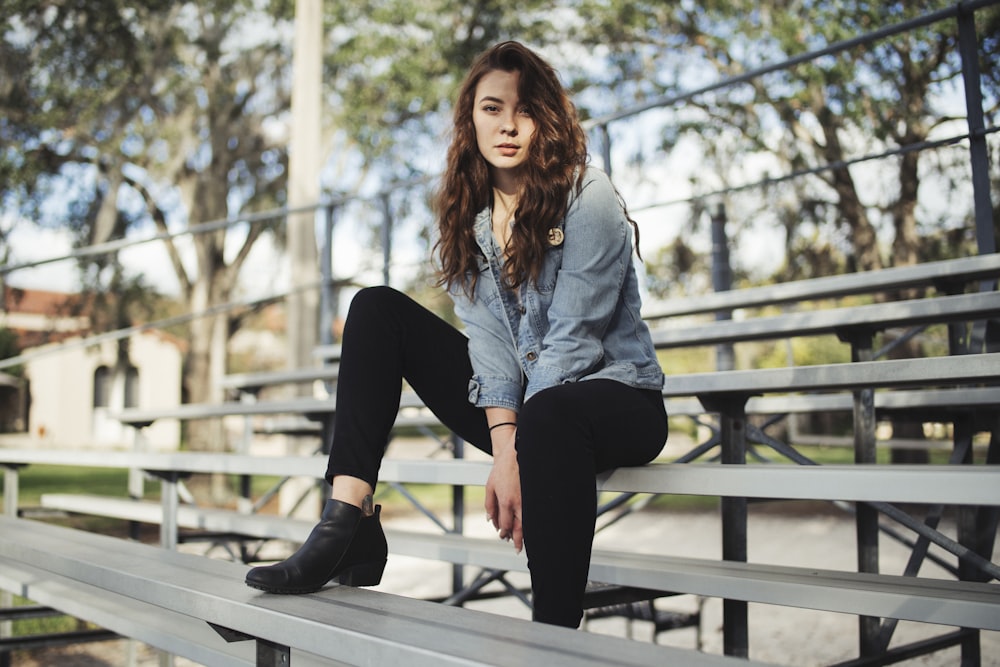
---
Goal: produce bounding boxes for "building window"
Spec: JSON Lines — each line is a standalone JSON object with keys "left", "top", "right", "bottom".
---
{"left": 124, "top": 365, "right": 139, "bottom": 408}
{"left": 93, "top": 366, "right": 111, "bottom": 408}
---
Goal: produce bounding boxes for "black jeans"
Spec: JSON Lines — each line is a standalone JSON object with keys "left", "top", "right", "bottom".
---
{"left": 326, "top": 286, "right": 668, "bottom": 627}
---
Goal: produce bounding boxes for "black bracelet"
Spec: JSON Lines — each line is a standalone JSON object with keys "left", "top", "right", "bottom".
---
{"left": 489, "top": 421, "right": 517, "bottom": 432}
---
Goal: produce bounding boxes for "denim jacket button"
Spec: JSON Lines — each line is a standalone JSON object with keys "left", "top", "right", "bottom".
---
{"left": 526, "top": 351, "right": 537, "bottom": 362}
{"left": 519, "top": 305, "right": 526, "bottom": 314}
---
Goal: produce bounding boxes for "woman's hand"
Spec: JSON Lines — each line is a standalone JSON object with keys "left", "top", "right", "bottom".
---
{"left": 485, "top": 423, "right": 523, "bottom": 553}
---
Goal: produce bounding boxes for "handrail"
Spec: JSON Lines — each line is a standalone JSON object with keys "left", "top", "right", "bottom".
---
{"left": 1, "top": 175, "right": 436, "bottom": 276}
{"left": 583, "top": 0, "right": 999, "bottom": 128}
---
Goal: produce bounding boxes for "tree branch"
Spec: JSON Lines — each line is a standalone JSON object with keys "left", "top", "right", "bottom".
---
{"left": 122, "top": 173, "right": 192, "bottom": 296}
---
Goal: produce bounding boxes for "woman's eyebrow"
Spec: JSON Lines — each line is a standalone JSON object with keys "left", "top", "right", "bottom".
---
{"left": 478, "top": 96, "right": 505, "bottom": 104}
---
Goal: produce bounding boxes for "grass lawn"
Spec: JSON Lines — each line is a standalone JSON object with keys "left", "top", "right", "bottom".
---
{"left": 4, "top": 465, "right": 161, "bottom": 506}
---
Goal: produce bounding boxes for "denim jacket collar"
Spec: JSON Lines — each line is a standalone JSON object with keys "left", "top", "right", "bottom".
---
{"left": 472, "top": 207, "right": 494, "bottom": 257}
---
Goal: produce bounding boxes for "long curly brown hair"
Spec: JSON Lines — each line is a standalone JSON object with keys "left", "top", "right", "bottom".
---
{"left": 435, "top": 41, "right": 588, "bottom": 294}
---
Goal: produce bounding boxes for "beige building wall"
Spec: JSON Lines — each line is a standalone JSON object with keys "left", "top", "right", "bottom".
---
{"left": 25, "top": 332, "right": 182, "bottom": 451}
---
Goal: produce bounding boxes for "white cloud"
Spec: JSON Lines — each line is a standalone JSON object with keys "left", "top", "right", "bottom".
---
{"left": 4, "top": 224, "right": 78, "bottom": 292}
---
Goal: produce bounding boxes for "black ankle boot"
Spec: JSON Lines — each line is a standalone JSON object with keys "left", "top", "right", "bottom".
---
{"left": 245, "top": 498, "right": 388, "bottom": 594}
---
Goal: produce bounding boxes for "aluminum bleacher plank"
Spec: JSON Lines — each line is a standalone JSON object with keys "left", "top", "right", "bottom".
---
{"left": 115, "top": 392, "right": 427, "bottom": 426}
{"left": 37, "top": 458, "right": 1000, "bottom": 512}
{"left": 591, "top": 548, "right": 1000, "bottom": 631}
{"left": 378, "top": 530, "right": 1000, "bottom": 631}
{"left": 596, "top": 463, "right": 1000, "bottom": 504}
{"left": 744, "top": 386, "right": 1000, "bottom": 415}
{"left": 33, "top": 490, "right": 1000, "bottom": 631}
{"left": 0, "top": 517, "right": 764, "bottom": 667}
{"left": 644, "top": 254, "right": 1000, "bottom": 319}
{"left": 39, "top": 493, "right": 316, "bottom": 542}
{"left": 0, "top": 449, "right": 329, "bottom": 476}
{"left": 661, "top": 352, "right": 1000, "bottom": 397}
{"left": 0, "top": 561, "right": 258, "bottom": 667}
{"left": 219, "top": 366, "right": 340, "bottom": 391}
{"left": 7, "top": 381, "right": 1000, "bottom": 481}
{"left": 649, "top": 291, "right": 1000, "bottom": 348}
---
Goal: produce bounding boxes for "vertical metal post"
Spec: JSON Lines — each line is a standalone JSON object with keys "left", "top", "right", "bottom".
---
{"left": 320, "top": 205, "right": 337, "bottom": 348}
{"left": 451, "top": 435, "right": 466, "bottom": 596}
{"left": 957, "top": 5, "right": 996, "bottom": 256}
{"left": 154, "top": 473, "right": 179, "bottom": 667}
{"left": 0, "top": 466, "right": 17, "bottom": 667}
{"left": 954, "top": 415, "right": 984, "bottom": 667}
{"left": 160, "top": 472, "right": 179, "bottom": 551}
{"left": 129, "top": 426, "right": 149, "bottom": 541}
{"left": 710, "top": 203, "right": 734, "bottom": 372}
{"left": 598, "top": 124, "right": 612, "bottom": 178}
{"left": 256, "top": 639, "right": 291, "bottom": 666}
{"left": 3, "top": 466, "right": 18, "bottom": 518}
{"left": 238, "top": 394, "right": 255, "bottom": 516}
{"left": 848, "top": 333, "right": 879, "bottom": 657}
{"left": 700, "top": 393, "right": 749, "bottom": 658}
{"left": 381, "top": 194, "right": 393, "bottom": 287}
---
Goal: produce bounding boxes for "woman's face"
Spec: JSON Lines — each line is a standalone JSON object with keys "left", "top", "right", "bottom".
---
{"left": 472, "top": 69, "right": 535, "bottom": 182}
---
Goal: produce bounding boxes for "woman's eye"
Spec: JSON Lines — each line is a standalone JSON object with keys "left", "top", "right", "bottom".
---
{"left": 482, "top": 104, "right": 500, "bottom": 113}
{"left": 518, "top": 107, "right": 532, "bottom": 117}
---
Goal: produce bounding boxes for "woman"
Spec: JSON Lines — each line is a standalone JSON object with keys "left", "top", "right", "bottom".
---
{"left": 246, "top": 41, "right": 667, "bottom": 629}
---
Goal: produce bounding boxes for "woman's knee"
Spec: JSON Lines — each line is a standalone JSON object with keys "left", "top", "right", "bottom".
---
{"left": 348, "top": 285, "right": 401, "bottom": 317}
{"left": 344, "top": 286, "right": 414, "bottom": 334}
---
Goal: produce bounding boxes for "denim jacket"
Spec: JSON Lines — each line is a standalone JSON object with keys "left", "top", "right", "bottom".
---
{"left": 450, "top": 166, "right": 664, "bottom": 412}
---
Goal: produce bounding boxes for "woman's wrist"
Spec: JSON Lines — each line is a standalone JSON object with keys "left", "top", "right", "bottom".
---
{"left": 489, "top": 428, "right": 518, "bottom": 459}
{"left": 489, "top": 421, "right": 517, "bottom": 433}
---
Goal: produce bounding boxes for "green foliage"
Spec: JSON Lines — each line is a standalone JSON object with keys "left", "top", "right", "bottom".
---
{"left": 6, "top": 595, "right": 96, "bottom": 645}
{"left": 620, "top": 1, "right": 998, "bottom": 286}
{"left": 0, "top": 326, "right": 22, "bottom": 374}
{"left": 1, "top": 0, "right": 293, "bottom": 255}
{"left": 752, "top": 333, "right": 851, "bottom": 370}
{"left": 659, "top": 344, "right": 715, "bottom": 375}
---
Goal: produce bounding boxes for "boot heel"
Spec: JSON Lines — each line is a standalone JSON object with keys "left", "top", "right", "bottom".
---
{"left": 336, "top": 559, "right": 387, "bottom": 587}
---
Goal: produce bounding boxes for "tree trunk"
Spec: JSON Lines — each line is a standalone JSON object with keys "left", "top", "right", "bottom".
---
{"left": 818, "top": 109, "right": 883, "bottom": 273}
{"left": 891, "top": 124, "right": 924, "bottom": 267}
{"left": 181, "top": 174, "right": 234, "bottom": 503}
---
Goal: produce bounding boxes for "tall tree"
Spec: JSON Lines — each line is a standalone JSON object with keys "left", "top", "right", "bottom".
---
{"left": 566, "top": 1, "right": 999, "bottom": 287}
{"left": 0, "top": 0, "right": 560, "bottom": 464}
{"left": 1, "top": 1, "right": 295, "bottom": 462}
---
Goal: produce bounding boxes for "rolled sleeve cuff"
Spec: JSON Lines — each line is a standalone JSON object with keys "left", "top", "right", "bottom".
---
{"left": 468, "top": 375, "right": 523, "bottom": 412}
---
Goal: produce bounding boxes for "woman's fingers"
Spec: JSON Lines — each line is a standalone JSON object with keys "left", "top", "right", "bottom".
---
{"left": 496, "top": 502, "right": 523, "bottom": 553}
{"left": 511, "top": 517, "right": 523, "bottom": 553}
{"left": 484, "top": 488, "right": 499, "bottom": 529}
